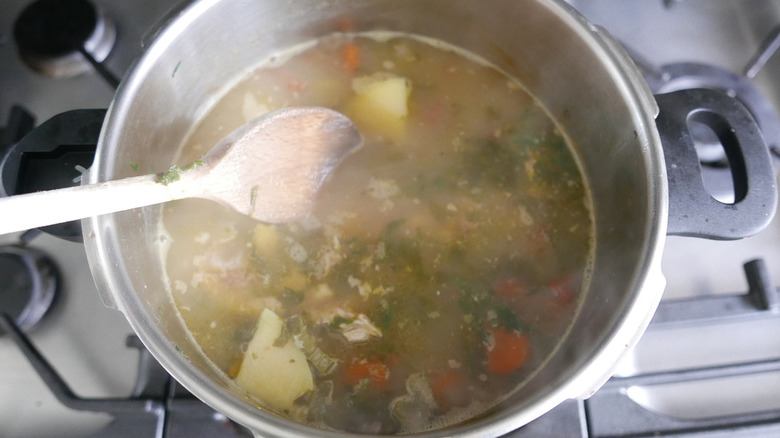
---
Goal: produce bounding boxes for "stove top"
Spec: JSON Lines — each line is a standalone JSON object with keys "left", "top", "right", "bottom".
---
{"left": 0, "top": 1, "right": 182, "bottom": 437}
{"left": 1, "top": 1, "right": 780, "bottom": 437}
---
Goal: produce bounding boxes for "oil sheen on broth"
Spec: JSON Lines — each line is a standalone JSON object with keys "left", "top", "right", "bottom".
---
{"left": 162, "top": 32, "right": 593, "bottom": 434}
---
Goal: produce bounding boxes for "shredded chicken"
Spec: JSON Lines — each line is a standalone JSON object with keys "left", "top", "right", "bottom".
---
{"left": 339, "top": 314, "right": 383, "bottom": 343}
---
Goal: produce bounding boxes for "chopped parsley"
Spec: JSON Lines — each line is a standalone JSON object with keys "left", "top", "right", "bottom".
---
{"left": 174, "top": 344, "right": 189, "bottom": 358}
{"left": 157, "top": 159, "right": 206, "bottom": 185}
{"left": 329, "top": 316, "right": 354, "bottom": 331}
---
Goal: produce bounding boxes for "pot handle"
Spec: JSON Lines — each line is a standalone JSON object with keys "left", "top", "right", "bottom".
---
{"left": 655, "top": 88, "right": 777, "bottom": 239}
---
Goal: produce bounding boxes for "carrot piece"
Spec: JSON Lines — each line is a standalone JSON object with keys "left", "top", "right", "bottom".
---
{"left": 485, "top": 327, "right": 530, "bottom": 374}
{"left": 345, "top": 359, "right": 390, "bottom": 389}
{"left": 345, "top": 360, "right": 370, "bottom": 384}
{"left": 342, "top": 43, "right": 361, "bottom": 73}
{"left": 430, "top": 369, "right": 470, "bottom": 409}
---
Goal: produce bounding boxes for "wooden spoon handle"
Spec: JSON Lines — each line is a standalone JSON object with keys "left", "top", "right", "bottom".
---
{"left": 0, "top": 174, "right": 184, "bottom": 236}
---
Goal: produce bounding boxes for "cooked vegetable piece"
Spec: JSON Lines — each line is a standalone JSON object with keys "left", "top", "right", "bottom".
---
{"left": 345, "top": 358, "right": 391, "bottom": 390}
{"left": 252, "top": 223, "right": 281, "bottom": 255}
{"left": 342, "top": 43, "right": 361, "bottom": 73}
{"left": 235, "top": 309, "right": 314, "bottom": 411}
{"left": 485, "top": 327, "right": 530, "bottom": 374}
{"left": 345, "top": 73, "right": 411, "bottom": 140}
{"left": 286, "top": 315, "right": 339, "bottom": 375}
{"left": 430, "top": 369, "right": 470, "bottom": 409}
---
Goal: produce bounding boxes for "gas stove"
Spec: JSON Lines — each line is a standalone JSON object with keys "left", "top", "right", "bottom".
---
{"left": 1, "top": 1, "right": 779, "bottom": 437}
{"left": 0, "top": 1, "right": 195, "bottom": 437}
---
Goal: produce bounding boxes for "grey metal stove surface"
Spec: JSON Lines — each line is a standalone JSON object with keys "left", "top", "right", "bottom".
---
{"left": 570, "top": 0, "right": 780, "bottom": 296}
{"left": 1, "top": 1, "right": 780, "bottom": 437}
{"left": 524, "top": 1, "right": 780, "bottom": 436}
{"left": 0, "top": 1, "right": 183, "bottom": 437}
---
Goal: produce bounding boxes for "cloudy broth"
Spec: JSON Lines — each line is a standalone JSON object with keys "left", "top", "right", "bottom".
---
{"left": 162, "top": 32, "right": 593, "bottom": 434}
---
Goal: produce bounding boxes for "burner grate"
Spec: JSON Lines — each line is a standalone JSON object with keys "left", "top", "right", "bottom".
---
{"left": 0, "top": 314, "right": 252, "bottom": 438}
{"left": 585, "top": 358, "right": 780, "bottom": 438}
{"left": 3, "top": 258, "right": 778, "bottom": 437}
{"left": 508, "top": 258, "right": 780, "bottom": 438}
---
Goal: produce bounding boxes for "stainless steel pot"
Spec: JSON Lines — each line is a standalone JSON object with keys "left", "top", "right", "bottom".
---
{"left": 81, "top": 0, "right": 777, "bottom": 436}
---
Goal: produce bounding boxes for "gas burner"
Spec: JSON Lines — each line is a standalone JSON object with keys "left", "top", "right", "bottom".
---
{"left": 13, "top": 0, "right": 116, "bottom": 80}
{"left": 0, "top": 242, "right": 58, "bottom": 331}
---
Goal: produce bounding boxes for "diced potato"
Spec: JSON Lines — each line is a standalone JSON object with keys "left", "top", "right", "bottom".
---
{"left": 279, "top": 268, "right": 308, "bottom": 291}
{"left": 235, "top": 309, "right": 314, "bottom": 411}
{"left": 345, "top": 73, "right": 411, "bottom": 141}
{"left": 252, "top": 223, "right": 280, "bottom": 256}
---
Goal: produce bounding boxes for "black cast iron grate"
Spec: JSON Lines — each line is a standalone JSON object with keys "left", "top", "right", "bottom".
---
{"left": 0, "top": 314, "right": 253, "bottom": 437}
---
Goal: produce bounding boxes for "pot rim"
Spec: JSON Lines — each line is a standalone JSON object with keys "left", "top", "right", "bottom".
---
{"left": 83, "top": 0, "right": 669, "bottom": 436}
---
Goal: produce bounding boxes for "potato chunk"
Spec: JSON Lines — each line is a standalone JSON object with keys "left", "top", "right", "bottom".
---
{"left": 346, "top": 73, "right": 411, "bottom": 141}
{"left": 235, "top": 309, "right": 314, "bottom": 411}
{"left": 252, "top": 223, "right": 281, "bottom": 256}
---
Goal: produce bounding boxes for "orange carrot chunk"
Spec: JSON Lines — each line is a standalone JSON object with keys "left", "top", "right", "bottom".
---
{"left": 342, "top": 43, "right": 361, "bottom": 73}
{"left": 486, "top": 327, "right": 530, "bottom": 374}
{"left": 345, "top": 359, "right": 390, "bottom": 389}
{"left": 430, "top": 369, "right": 470, "bottom": 409}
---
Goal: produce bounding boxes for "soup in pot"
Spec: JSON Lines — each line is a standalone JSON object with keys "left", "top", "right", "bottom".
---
{"left": 161, "top": 32, "right": 593, "bottom": 434}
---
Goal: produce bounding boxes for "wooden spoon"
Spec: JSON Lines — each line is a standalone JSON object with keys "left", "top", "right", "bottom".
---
{"left": 0, "top": 107, "right": 363, "bottom": 235}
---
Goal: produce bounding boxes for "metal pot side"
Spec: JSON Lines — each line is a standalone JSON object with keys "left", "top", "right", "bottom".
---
{"left": 83, "top": 0, "right": 668, "bottom": 436}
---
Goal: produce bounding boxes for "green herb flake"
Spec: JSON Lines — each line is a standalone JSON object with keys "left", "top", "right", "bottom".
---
{"left": 329, "top": 316, "right": 354, "bottom": 331}
{"left": 130, "top": 161, "right": 139, "bottom": 172}
{"left": 377, "top": 306, "right": 394, "bottom": 331}
{"left": 157, "top": 160, "right": 206, "bottom": 186}
{"left": 174, "top": 344, "right": 189, "bottom": 358}
{"left": 495, "top": 304, "right": 534, "bottom": 333}
{"left": 158, "top": 164, "right": 183, "bottom": 185}
{"left": 494, "top": 304, "right": 521, "bottom": 331}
